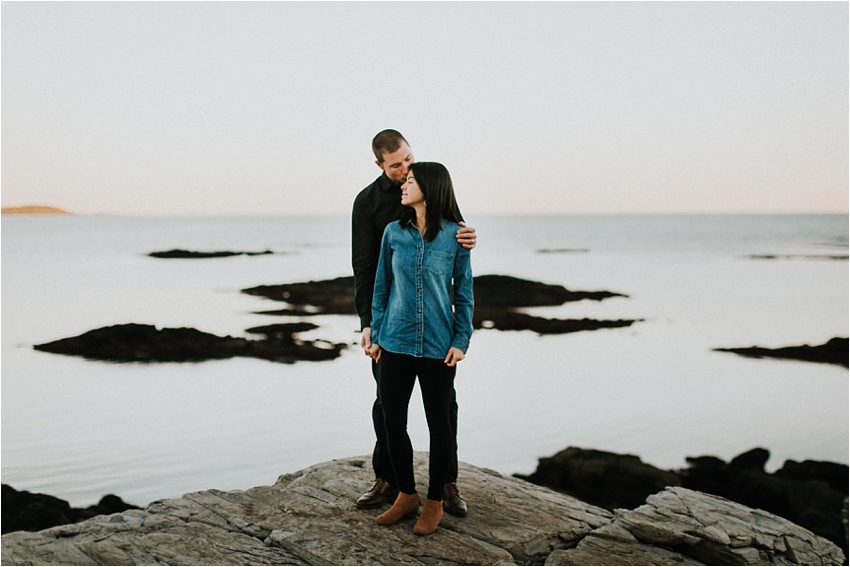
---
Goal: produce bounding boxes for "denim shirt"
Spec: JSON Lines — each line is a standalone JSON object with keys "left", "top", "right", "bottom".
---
{"left": 371, "top": 218, "right": 473, "bottom": 359}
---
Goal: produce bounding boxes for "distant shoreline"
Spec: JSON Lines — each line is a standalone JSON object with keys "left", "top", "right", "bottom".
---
{"left": 2, "top": 206, "right": 71, "bottom": 215}
{"left": 1, "top": 210, "right": 848, "bottom": 217}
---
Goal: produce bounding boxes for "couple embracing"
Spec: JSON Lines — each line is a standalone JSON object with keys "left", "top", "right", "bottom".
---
{"left": 351, "top": 130, "right": 476, "bottom": 535}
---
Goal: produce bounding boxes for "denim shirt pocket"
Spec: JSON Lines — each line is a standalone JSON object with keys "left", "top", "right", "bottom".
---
{"left": 425, "top": 250, "right": 453, "bottom": 276}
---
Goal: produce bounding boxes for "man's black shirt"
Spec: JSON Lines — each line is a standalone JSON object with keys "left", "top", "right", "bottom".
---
{"left": 351, "top": 172, "right": 463, "bottom": 330}
{"left": 351, "top": 173, "right": 407, "bottom": 330}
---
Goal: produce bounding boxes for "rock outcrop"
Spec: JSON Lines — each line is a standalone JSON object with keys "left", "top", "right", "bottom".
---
{"left": 515, "top": 447, "right": 683, "bottom": 510}
{"left": 2, "top": 485, "right": 139, "bottom": 535}
{"left": 519, "top": 447, "right": 849, "bottom": 557}
{"left": 33, "top": 323, "right": 346, "bottom": 364}
{"left": 588, "top": 487, "right": 843, "bottom": 566}
{"left": 148, "top": 249, "right": 275, "bottom": 259}
{"left": 713, "top": 337, "right": 849, "bottom": 368}
{"left": 243, "top": 276, "right": 360, "bottom": 317}
{"left": 681, "top": 448, "right": 849, "bottom": 555}
{"left": 2, "top": 455, "right": 844, "bottom": 566}
{"left": 745, "top": 254, "right": 848, "bottom": 261}
{"left": 243, "top": 274, "right": 638, "bottom": 335}
{"left": 34, "top": 275, "right": 637, "bottom": 366}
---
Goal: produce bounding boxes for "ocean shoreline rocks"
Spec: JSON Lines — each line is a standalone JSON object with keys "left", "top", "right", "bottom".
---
{"left": 243, "top": 276, "right": 359, "bottom": 316}
{"left": 243, "top": 274, "right": 638, "bottom": 334}
{"left": 714, "top": 337, "right": 848, "bottom": 368}
{"left": 515, "top": 447, "right": 683, "bottom": 511}
{"left": 148, "top": 249, "right": 275, "bottom": 259}
{"left": 31, "top": 275, "right": 638, "bottom": 365}
{"left": 518, "top": 446, "right": 849, "bottom": 556}
{"left": 33, "top": 323, "right": 346, "bottom": 364}
{"left": 2, "top": 454, "right": 844, "bottom": 566}
{"left": 536, "top": 248, "right": 590, "bottom": 254}
{"left": 2, "top": 486, "right": 139, "bottom": 536}
{"left": 745, "top": 254, "right": 848, "bottom": 261}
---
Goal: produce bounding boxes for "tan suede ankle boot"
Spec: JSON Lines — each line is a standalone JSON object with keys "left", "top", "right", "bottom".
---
{"left": 413, "top": 498, "right": 443, "bottom": 535}
{"left": 375, "top": 492, "right": 421, "bottom": 525}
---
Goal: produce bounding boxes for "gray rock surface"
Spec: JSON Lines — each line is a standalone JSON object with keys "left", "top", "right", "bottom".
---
{"left": 614, "top": 487, "right": 845, "bottom": 566}
{"left": 2, "top": 455, "right": 844, "bottom": 566}
{"left": 545, "top": 522, "right": 704, "bottom": 565}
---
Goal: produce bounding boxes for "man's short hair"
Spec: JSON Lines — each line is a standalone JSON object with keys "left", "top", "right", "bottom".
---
{"left": 372, "top": 129, "right": 409, "bottom": 162}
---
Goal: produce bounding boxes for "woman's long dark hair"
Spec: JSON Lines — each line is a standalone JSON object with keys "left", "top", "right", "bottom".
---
{"left": 403, "top": 162, "right": 462, "bottom": 242}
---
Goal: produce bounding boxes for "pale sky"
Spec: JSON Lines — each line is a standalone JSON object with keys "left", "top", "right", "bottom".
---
{"left": 2, "top": 2, "right": 847, "bottom": 215}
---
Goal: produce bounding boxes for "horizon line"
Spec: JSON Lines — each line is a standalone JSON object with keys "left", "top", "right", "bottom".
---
{"left": 3, "top": 210, "right": 848, "bottom": 218}
{"left": 5, "top": 202, "right": 849, "bottom": 217}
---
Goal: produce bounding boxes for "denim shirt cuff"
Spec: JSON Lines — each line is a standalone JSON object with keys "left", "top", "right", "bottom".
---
{"left": 451, "top": 335, "right": 470, "bottom": 353}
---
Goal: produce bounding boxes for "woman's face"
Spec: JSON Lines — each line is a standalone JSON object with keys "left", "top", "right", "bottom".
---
{"left": 401, "top": 172, "right": 425, "bottom": 207}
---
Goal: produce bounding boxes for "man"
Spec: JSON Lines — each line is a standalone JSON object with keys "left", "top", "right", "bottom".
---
{"left": 351, "top": 129, "right": 475, "bottom": 517}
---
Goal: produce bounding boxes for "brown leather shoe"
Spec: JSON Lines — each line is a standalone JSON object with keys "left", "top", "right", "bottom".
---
{"left": 442, "top": 482, "right": 467, "bottom": 517}
{"left": 356, "top": 478, "right": 399, "bottom": 509}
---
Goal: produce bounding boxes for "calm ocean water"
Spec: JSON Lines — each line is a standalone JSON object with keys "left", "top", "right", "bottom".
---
{"left": 2, "top": 214, "right": 847, "bottom": 507}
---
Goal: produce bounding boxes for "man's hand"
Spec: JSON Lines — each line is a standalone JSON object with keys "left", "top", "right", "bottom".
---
{"left": 366, "top": 343, "right": 382, "bottom": 363}
{"left": 360, "top": 327, "right": 372, "bottom": 351}
{"left": 444, "top": 347, "right": 465, "bottom": 367}
{"left": 456, "top": 222, "right": 476, "bottom": 250}
{"left": 362, "top": 329, "right": 381, "bottom": 362}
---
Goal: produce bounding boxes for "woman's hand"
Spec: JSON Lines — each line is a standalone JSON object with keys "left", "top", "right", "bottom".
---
{"left": 456, "top": 222, "right": 476, "bottom": 250}
{"left": 365, "top": 343, "right": 382, "bottom": 363}
{"left": 444, "top": 347, "right": 465, "bottom": 367}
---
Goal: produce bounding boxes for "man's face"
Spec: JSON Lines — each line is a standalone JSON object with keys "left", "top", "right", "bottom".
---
{"left": 376, "top": 142, "right": 414, "bottom": 185}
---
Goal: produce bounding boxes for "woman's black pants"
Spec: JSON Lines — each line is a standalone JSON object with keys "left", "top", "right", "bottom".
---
{"left": 378, "top": 349, "right": 457, "bottom": 501}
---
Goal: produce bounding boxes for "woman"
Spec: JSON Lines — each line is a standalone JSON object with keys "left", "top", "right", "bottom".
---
{"left": 365, "top": 162, "right": 473, "bottom": 535}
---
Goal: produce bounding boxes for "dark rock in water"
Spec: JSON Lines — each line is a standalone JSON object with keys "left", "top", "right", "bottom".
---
{"left": 474, "top": 307, "right": 638, "bottom": 334}
{"left": 33, "top": 323, "right": 345, "bottom": 364}
{"left": 520, "top": 446, "right": 849, "bottom": 555}
{"left": 729, "top": 447, "right": 770, "bottom": 471}
{"left": 472, "top": 274, "right": 627, "bottom": 307}
{"left": 243, "top": 276, "right": 357, "bottom": 315}
{"left": 2, "top": 484, "right": 139, "bottom": 535}
{"left": 514, "top": 447, "right": 681, "bottom": 511}
{"left": 244, "top": 274, "right": 637, "bottom": 335}
{"left": 92, "top": 494, "right": 138, "bottom": 515}
{"left": 33, "top": 276, "right": 633, "bottom": 367}
{"left": 713, "top": 337, "right": 848, "bottom": 367}
{"left": 245, "top": 322, "right": 319, "bottom": 338}
{"left": 35, "top": 324, "right": 237, "bottom": 362}
{"left": 149, "top": 249, "right": 275, "bottom": 259}
{"left": 776, "top": 459, "right": 850, "bottom": 494}
{"left": 745, "top": 254, "right": 848, "bottom": 261}
{"left": 683, "top": 455, "right": 726, "bottom": 471}
{"left": 681, "top": 449, "right": 849, "bottom": 556}
{"left": 536, "top": 248, "right": 590, "bottom": 254}
{"left": 2, "top": 485, "right": 74, "bottom": 534}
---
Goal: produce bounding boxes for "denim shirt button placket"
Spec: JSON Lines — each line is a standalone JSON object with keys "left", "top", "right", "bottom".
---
{"left": 416, "top": 235, "right": 424, "bottom": 356}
